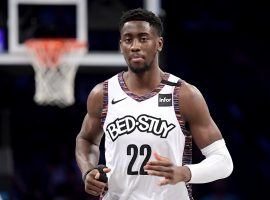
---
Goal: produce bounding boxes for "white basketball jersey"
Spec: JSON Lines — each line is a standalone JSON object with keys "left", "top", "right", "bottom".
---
{"left": 101, "top": 72, "right": 193, "bottom": 200}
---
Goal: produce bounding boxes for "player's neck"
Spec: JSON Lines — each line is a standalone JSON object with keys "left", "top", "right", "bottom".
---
{"left": 124, "top": 67, "right": 164, "bottom": 96}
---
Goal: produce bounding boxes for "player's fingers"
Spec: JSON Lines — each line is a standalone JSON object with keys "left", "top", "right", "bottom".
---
{"left": 153, "top": 151, "right": 170, "bottom": 161}
{"left": 86, "top": 177, "right": 107, "bottom": 189}
{"left": 85, "top": 189, "right": 99, "bottom": 196}
{"left": 86, "top": 184, "right": 103, "bottom": 193}
{"left": 146, "top": 160, "right": 172, "bottom": 167}
{"left": 144, "top": 165, "right": 173, "bottom": 173}
{"left": 88, "top": 169, "right": 99, "bottom": 178}
{"left": 103, "top": 168, "right": 111, "bottom": 173}
{"left": 95, "top": 172, "right": 100, "bottom": 180}
{"left": 85, "top": 184, "right": 103, "bottom": 196}
{"left": 159, "top": 178, "right": 170, "bottom": 186}
{"left": 146, "top": 170, "right": 172, "bottom": 179}
{"left": 92, "top": 178, "right": 107, "bottom": 188}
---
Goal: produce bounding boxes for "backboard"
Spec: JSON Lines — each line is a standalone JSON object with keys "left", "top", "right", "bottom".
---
{"left": 0, "top": 0, "right": 162, "bottom": 66}
{"left": 8, "top": 0, "right": 87, "bottom": 53}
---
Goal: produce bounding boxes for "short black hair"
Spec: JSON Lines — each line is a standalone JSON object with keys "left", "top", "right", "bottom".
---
{"left": 119, "top": 8, "right": 163, "bottom": 36}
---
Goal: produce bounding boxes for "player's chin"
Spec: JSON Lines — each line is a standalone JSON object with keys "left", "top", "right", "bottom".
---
{"left": 129, "top": 61, "right": 143, "bottom": 68}
{"left": 129, "top": 64, "right": 148, "bottom": 74}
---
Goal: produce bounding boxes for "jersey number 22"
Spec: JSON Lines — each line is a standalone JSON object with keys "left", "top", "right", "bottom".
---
{"left": 127, "top": 144, "right": 151, "bottom": 175}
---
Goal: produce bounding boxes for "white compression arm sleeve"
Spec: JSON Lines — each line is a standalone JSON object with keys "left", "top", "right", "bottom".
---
{"left": 185, "top": 139, "right": 233, "bottom": 184}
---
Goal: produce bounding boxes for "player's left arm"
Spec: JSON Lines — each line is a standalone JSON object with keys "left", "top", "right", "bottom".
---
{"left": 179, "top": 82, "right": 233, "bottom": 183}
{"left": 144, "top": 81, "right": 233, "bottom": 185}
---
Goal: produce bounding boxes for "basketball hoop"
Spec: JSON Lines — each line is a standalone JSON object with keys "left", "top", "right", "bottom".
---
{"left": 25, "top": 38, "right": 86, "bottom": 107}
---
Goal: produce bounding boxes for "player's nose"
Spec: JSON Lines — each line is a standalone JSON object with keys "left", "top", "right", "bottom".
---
{"left": 130, "top": 39, "right": 141, "bottom": 51}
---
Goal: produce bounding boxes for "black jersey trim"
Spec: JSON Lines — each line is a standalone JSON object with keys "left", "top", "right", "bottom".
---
{"left": 161, "top": 79, "right": 182, "bottom": 86}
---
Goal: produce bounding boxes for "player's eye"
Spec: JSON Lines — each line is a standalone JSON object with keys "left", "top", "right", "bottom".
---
{"left": 141, "top": 37, "right": 148, "bottom": 42}
{"left": 124, "top": 38, "right": 132, "bottom": 43}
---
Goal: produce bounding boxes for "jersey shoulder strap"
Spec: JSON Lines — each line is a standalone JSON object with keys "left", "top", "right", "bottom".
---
{"left": 161, "top": 73, "right": 183, "bottom": 86}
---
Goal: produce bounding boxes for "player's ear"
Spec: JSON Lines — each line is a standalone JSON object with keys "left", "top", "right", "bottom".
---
{"left": 157, "top": 37, "right": 163, "bottom": 52}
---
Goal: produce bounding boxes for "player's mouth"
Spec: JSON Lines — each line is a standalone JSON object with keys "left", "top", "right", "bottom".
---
{"left": 130, "top": 55, "right": 144, "bottom": 63}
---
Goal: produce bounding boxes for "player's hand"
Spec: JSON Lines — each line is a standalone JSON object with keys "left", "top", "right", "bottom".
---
{"left": 84, "top": 167, "right": 111, "bottom": 196}
{"left": 144, "top": 152, "right": 191, "bottom": 186}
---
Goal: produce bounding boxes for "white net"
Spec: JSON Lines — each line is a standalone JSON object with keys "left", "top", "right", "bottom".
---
{"left": 26, "top": 39, "right": 86, "bottom": 107}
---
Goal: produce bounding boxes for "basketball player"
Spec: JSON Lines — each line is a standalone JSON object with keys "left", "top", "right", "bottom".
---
{"left": 75, "top": 8, "right": 233, "bottom": 200}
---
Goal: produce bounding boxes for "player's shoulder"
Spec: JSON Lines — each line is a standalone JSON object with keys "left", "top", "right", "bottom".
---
{"left": 89, "top": 82, "right": 104, "bottom": 98}
{"left": 176, "top": 80, "right": 207, "bottom": 120}
{"left": 164, "top": 73, "right": 200, "bottom": 99}
{"left": 87, "top": 82, "right": 105, "bottom": 113}
{"left": 88, "top": 72, "right": 117, "bottom": 100}
{"left": 178, "top": 80, "right": 203, "bottom": 102}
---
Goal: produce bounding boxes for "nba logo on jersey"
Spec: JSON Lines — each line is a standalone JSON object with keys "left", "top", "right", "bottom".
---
{"left": 158, "top": 94, "right": 172, "bottom": 106}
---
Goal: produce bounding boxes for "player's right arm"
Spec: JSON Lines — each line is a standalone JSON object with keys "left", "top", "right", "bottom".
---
{"left": 75, "top": 83, "right": 110, "bottom": 196}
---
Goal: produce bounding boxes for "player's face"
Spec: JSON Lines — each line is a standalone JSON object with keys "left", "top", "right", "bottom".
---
{"left": 120, "top": 21, "right": 163, "bottom": 73}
